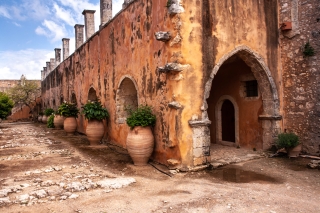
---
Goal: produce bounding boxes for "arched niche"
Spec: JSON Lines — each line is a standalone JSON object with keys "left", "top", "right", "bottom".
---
{"left": 71, "top": 93, "right": 77, "bottom": 105}
{"left": 88, "top": 87, "right": 98, "bottom": 102}
{"left": 116, "top": 76, "right": 139, "bottom": 124}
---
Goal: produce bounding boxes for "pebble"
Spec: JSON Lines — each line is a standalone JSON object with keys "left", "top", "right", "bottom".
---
{"left": 69, "top": 194, "right": 79, "bottom": 199}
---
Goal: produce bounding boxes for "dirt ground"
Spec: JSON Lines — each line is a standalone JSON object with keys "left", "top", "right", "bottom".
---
{"left": 0, "top": 123, "right": 319, "bottom": 213}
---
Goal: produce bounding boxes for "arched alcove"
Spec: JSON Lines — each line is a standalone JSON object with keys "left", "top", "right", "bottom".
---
{"left": 71, "top": 93, "right": 77, "bottom": 105}
{"left": 116, "top": 76, "right": 139, "bottom": 124}
{"left": 88, "top": 87, "right": 98, "bottom": 102}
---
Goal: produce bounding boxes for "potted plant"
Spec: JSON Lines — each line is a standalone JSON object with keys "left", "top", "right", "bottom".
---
{"left": 58, "top": 102, "right": 79, "bottom": 135}
{"left": 47, "top": 114, "right": 55, "bottom": 128}
{"left": 82, "top": 101, "right": 109, "bottom": 145}
{"left": 126, "top": 105, "right": 156, "bottom": 166}
{"left": 276, "top": 132, "right": 301, "bottom": 157}
{"left": 42, "top": 108, "right": 54, "bottom": 124}
{"left": 53, "top": 110, "right": 64, "bottom": 129}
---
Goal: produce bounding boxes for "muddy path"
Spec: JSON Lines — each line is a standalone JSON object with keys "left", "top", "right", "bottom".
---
{"left": 0, "top": 123, "right": 319, "bottom": 213}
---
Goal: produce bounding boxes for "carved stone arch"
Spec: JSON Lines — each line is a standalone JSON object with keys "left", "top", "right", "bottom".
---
{"left": 203, "top": 45, "right": 280, "bottom": 117}
{"left": 88, "top": 87, "right": 98, "bottom": 102}
{"left": 116, "top": 75, "right": 139, "bottom": 124}
{"left": 190, "top": 45, "right": 282, "bottom": 167}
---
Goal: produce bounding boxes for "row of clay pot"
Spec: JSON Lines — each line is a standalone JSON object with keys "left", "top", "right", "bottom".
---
{"left": 37, "top": 116, "right": 155, "bottom": 166}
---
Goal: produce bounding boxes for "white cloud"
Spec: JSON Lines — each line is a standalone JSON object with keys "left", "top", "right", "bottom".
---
{"left": 53, "top": 3, "right": 77, "bottom": 26}
{"left": 0, "top": 6, "right": 11, "bottom": 19}
{"left": 113, "top": 0, "right": 123, "bottom": 17}
{"left": 22, "top": 0, "right": 51, "bottom": 20}
{"left": 35, "top": 26, "right": 48, "bottom": 36}
{"left": 0, "top": 49, "right": 55, "bottom": 80}
{"left": 36, "top": 20, "right": 68, "bottom": 42}
{"left": 13, "top": 22, "right": 21, "bottom": 27}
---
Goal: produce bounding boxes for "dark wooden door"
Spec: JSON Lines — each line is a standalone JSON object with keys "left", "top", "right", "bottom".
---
{"left": 221, "top": 100, "right": 235, "bottom": 142}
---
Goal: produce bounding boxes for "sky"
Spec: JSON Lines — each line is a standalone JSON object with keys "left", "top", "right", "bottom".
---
{"left": 0, "top": 0, "right": 123, "bottom": 80}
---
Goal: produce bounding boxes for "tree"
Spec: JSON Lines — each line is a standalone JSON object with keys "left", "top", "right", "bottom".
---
{"left": 0, "top": 92, "right": 14, "bottom": 120}
{"left": 8, "top": 81, "right": 40, "bottom": 114}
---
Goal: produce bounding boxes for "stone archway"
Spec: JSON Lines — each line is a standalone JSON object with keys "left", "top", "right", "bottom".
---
{"left": 189, "top": 45, "right": 281, "bottom": 166}
{"left": 116, "top": 76, "right": 139, "bottom": 124}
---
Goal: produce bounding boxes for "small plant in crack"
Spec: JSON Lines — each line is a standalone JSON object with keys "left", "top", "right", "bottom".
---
{"left": 302, "top": 41, "right": 315, "bottom": 57}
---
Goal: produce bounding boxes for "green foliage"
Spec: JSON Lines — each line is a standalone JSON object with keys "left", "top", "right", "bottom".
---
{"left": 166, "top": 0, "right": 172, "bottom": 7}
{"left": 82, "top": 101, "right": 109, "bottom": 121}
{"left": 8, "top": 81, "right": 40, "bottom": 112}
{"left": 126, "top": 105, "right": 156, "bottom": 129}
{"left": 58, "top": 102, "right": 79, "bottom": 118}
{"left": 276, "top": 132, "right": 299, "bottom": 149}
{"left": 0, "top": 92, "right": 14, "bottom": 119}
{"left": 47, "top": 114, "right": 55, "bottom": 128}
{"left": 44, "top": 108, "right": 54, "bottom": 116}
{"left": 302, "top": 41, "right": 315, "bottom": 57}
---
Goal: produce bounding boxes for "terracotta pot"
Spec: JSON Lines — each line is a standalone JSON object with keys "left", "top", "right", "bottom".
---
{"left": 86, "top": 120, "right": 105, "bottom": 145}
{"left": 64, "top": 117, "right": 77, "bottom": 135}
{"left": 42, "top": 115, "right": 48, "bottom": 124}
{"left": 286, "top": 144, "right": 302, "bottom": 158}
{"left": 126, "top": 126, "right": 154, "bottom": 166}
{"left": 54, "top": 115, "right": 64, "bottom": 129}
{"left": 38, "top": 116, "right": 42, "bottom": 122}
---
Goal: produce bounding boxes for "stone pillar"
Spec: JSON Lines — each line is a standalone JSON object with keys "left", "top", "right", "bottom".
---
{"left": 82, "top": 10, "right": 96, "bottom": 40}
{"left": 44, "top": 67, "right": 47, "bottom": 79}
{"left": 46, "top": 62, "right": 50, "bottom": 75}
{"left": 100, "top": 0, "right": 112, "bottom": 27}
{"left": 50, "top": 58, "right": 55, "bottom": 72}
{"left": 123, "top": 0, "right": 134, "bottom": 9}
{"left": 41, "top": 70, "right": 44, "bottom": 81}
{"left": 54, "top": 48, "right": 61, "bottom": 67}
{"left": 62, "top": 38, "right": 70, "bottom": 60}
{"left": 74, "top": 24, "right": 85, "bottom": 49}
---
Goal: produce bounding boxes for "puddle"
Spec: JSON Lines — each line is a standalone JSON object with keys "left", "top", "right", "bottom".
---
{"left": 208, "top": 166, "right": 282, "bottom": 184}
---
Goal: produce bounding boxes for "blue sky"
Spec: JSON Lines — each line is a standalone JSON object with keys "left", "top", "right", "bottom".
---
{"left": 0, "top": 0, "right": 123, "bottom": 80}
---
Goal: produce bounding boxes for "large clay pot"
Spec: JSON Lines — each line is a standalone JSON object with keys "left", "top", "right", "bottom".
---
{"left": 38, "top": 116, "right": 42, "bottom": 122}
{"left": 54, "top": 115, "right": 64, "bottom": 129}
{"left": 64, "top": 117, "right": 77, "bottom": 135}
{"left": 86, "top": 120, "right": 105, "bottom": 145}
{"left": 126, "top": 126, "right": 154, "bottom": 166}
{"left": 42, "top": 115, "right": 48, "bottom": 124}
{"left": 286, "top": 144, "right": 302, "bottom": 158}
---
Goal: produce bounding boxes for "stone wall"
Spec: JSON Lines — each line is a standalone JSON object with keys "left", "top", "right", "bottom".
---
{"left": 280, "top": 0, "right": 320, "bottom": 155}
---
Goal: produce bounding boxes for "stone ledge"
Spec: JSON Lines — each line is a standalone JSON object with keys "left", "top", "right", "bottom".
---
{"left": 155, "top": 32, "right": 171, "bottom": 42}
{"left": 258, "top": 115, "right": 282, "bottom": 120}
{"left": 189, "top": 119, "right": 211, "bottom": 127}
{"left": 157, "top": 63, "right": 190, "bottom": 73}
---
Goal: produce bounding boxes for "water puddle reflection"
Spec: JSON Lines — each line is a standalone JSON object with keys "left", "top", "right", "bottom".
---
{"left": 208, "top": 167, "right": 282, "bottom": 184}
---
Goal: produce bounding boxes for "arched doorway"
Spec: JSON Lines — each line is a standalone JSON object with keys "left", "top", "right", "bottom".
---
{"left": 116, "top": 76, "right": 138, "bottom": 124}
{"left": 201, "top": 46, "right": 281, "bottom": 151}
{"left": 221, "top": 100, "right": 235, "bottom": 142}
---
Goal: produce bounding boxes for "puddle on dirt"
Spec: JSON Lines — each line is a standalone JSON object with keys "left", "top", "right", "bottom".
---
{"left": 208, "top": 166, "right": 282, "bottom": 184}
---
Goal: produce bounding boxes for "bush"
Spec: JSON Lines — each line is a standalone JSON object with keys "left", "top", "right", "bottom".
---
{"left": 82, "top": 101, "right": 109, "bottom": 121}
{"left": 276, "top": 132, "right": 299, "bottom": 149}
{"left": 0, "top": 92, "right": 14, "bottom": 119}
{"left": 47, "top": 114, "right": 55, "bottom": 128}
{"left": 58, "top": 102, "right": 79, "bottom": 117}
{"left": 44, "top": 108, "right": 54, "bottom": 116}
{"left": 126, "top": 105, "right": 156, "bottom": 129}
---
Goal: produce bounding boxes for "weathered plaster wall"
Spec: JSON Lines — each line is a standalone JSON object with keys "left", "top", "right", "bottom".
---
{"left": 280, "top": 0, "right": 320, "bottom": 155}
{"left": 42, "top": 0, "right": 188, "bottom": 167}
